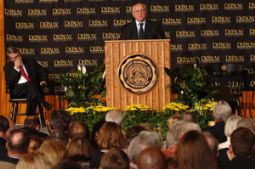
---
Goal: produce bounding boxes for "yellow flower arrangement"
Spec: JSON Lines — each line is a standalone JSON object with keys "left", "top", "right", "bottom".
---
{"left": 164, "top": 102, "right": 189, "bottom": 112}
{"left": 88, "top": 105, "right": 115, "bottom": 112}
{"left": 193, "top": 100, "right": 217, "bottom": 115}
{"left": 125, "top": 104, "right": 151, "bottom": 111}
{"left": 66, "top": 107, "right": 86, "bottom": 115}
{"left": 66, "top": 105, "right": 115, "bottom": 115}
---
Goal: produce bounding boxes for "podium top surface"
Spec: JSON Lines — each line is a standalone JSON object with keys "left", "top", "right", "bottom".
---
{"left": 105, "top": 39, "right": 170, "bottom": 43}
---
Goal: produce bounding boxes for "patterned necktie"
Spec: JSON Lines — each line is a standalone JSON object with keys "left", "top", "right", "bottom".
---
{"left": 138, "top": 23, "right": 144, "bottom": 39}
{"left": 19, "top": 65, "right": 31, "bottom": 81}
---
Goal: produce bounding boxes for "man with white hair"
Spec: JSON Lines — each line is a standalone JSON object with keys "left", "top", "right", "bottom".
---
{"left": 105, "top": 110, "right": 124, "bottom": 125}
{"left": 203, "top": 100, "right": 232, "bottom": 143}
{"left": 127, "top": 130, "right": 163, "bottom": 169}
{"left": 120, "top": 2, "right": 166, "bottom": 39}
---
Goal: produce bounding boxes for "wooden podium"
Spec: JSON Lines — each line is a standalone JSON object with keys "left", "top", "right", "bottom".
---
{"left": 104, "top": 39, "right": 171, "bottom": 111}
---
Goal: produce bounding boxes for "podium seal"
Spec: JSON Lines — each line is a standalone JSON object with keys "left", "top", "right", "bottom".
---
{"left": 118, "top": 54, "right": 158, "bottom": 93}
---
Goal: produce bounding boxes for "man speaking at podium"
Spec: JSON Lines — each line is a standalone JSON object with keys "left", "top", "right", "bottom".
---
{"left": 120, "top": 2, "right": 166, "bottom": 40}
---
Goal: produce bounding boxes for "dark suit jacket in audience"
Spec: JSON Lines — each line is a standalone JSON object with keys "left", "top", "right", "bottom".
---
{"left": 224, "top": 156, "right": 255, "bottom": 169}
{"left": 0, "top": 137, "right": 7, "bottom": 160}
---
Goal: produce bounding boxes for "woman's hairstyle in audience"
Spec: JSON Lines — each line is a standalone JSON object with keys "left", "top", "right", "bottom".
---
{"left": 237, "top": 118, "right": 255, "bottom": 134}
{"left": 230, "top": 127, "right": 255, "bottom": 157}
{"left": 137, "top": 147, "right": 167, "bottom": 169}
{"left": 213, "top": 100, "right": 232, "bottom": 122}
{"left": 100, "top": 147, "right": 130, "bottom": 169}
{"left": 90, "top": 120, "right": 105, "bottom": 148}
{"left": 68, "top": 120, "right": 90, "bottom": 140}
{"left": 67, "top": 137, "right": 92, "bottom": 160}
{"left": 96, "top": 122, "right": 127, "bottom": 149}
{"left": 28, "top": 136, "right": 44, "bottom": 153}
{"left": 16, "top": 152, "right": 51, "bottom": 169}
{"left": 39, "top": 139, "right": 67, "bottom": 167}
{"left": 128, "top": 130, "right": 163, "bottom": 163}
{"left": 202, "top": 132, "right": 219, "bottom": 156}
{"left": 176, "top": 130, "right": 218, "bottom": 169}
{"left": 224, "top": 114, "right": 242, "bottom": 137}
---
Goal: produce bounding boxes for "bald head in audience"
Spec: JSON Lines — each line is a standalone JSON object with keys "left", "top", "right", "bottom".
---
{"left": 137, "top": 148, "right": 167, "bottom": 169}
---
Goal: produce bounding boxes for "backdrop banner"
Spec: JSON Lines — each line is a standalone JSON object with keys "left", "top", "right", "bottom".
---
{"left": 4, "top": 0, "right": 255, "bottom": 94}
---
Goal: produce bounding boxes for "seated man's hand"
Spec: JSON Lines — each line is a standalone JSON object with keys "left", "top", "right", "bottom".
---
{"left": 40, "top": 81, "right": 47, "bottom": 86}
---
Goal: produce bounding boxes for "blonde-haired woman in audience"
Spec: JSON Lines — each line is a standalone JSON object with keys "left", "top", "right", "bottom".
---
{"left": 39, "top": 139, "right": 67, "bottom": 168}
{"left": 15, "top": 152, "right": 51, "bottom": 169}
{"left": 219, "top": 114, "right": 242, "bottom": 150}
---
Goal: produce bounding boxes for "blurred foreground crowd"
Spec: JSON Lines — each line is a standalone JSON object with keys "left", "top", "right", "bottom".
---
{"left": 0, "top": 100, "right": 254, "bottom": 169}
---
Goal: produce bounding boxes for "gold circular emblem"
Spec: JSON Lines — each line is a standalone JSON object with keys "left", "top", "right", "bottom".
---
{"left": 118, "top": 54, "right": 158, "bottom": 93}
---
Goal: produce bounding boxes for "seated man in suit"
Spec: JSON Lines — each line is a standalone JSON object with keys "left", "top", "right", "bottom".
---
{"left": 120, "top": 2, "right": 166, "bottom": 39}
{"left": 4, "top": 46, "right": 50, "bottom": 116}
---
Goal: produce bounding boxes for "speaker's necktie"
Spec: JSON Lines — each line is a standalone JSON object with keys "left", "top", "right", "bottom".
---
{"left": 138, "top": 23, "right": 144, "bottom": 39}
{"left": 19, "top": 65, "right": 31, "bottom": 81}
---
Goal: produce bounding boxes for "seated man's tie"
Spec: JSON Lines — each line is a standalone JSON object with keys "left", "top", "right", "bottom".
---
{"left": 138, "top": 23, "right": 144, "bottom": 39}
{"left": 20, "top": 66, "right": 31, "bottom": 81}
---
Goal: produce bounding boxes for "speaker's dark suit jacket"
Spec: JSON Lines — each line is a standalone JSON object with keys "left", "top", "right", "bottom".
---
{"left": 4, "top": 57, "right": 48, "bottom": 115}
{"left": 120, "top": 20, "right": 166, "bottom": 40}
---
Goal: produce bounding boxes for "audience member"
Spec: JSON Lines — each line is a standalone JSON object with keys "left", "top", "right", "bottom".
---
{"left": 204, "top": 100, "right": 232, "bottom": 143}
{"left": 27, "top": 136, "right": 43, "bottom": 153}
{"left": 137, "top": 147, "right": 167, "bottom": 169}
{"left": 91, "top": 122, "right": 127, "bottom": 168}
{"left": 66, "top": 137, "right": 92, "bottom": 166}
{"left": 176, "top": 130, "right": 218, "bottom": 169}
{"left": 68, "top": 120, "right": 90, "bottom": 141}
{"left": 219, "top": 115, "right": 242, "bottom": 150}
{"left": 128, "top": 130, "right": 163, "bottom": 169}
{"left": 237, "top": 118, "right": 255, "bottom": 134}
{"left": 96, "top": 122, "right": 127, "bottom": 151}
{"left": 90, "top": 119, "right": 105, "bottom": 149}
{"left": 3, "top": 128, "right": 29, "bottom": 164}
{"left": 99, "top": 147, "right": 130, "bottom": 169}
{"left": 203, "top": 132, "right": 219, "bottom": 157}
{"left": 164, "top": 120, "right": 201, "bottom": 159}
{"left": 48, "top": 110, "right": 71, "bottom": 144}
{"left": 54, "top": 158, "right": 83, "bottom": 169}
{"left": 217, "top": 115, "right": 242, "bottom": 169}
{"left": 0, "top": 115, "right": 10, "bottom": 160}
{"left": 39, "top": 139, "right": 67, "bottom": 168}
{"left": 23, "top": 116, "right": 48, "bottom": 138}
{"left": 105, "top": 109, "right": 124, "bottom": 125}
{"left": 225, "top": 127, "right": 255, "bottom": 169}
{"left": 182, "top": 112, "right": 194, "bottom": 122}
{"left": 15, "top": 152, "right": 51, "bottom": 169}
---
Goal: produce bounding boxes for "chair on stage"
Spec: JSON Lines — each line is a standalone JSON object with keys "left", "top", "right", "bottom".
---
{"left": 7, "top": 86, "right": 46, "bottom": 128}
